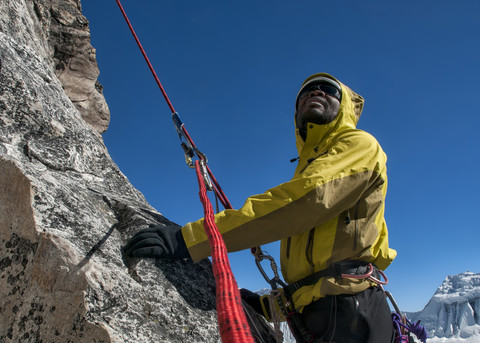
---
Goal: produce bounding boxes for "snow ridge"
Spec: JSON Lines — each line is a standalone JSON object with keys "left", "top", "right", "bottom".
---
{"left": 411, "top": 272, "right": 480, "bottom": 341}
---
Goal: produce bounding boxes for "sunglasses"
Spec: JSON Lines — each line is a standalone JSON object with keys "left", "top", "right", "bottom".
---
{"left": 298, "top": 81, "right": 341, "bottom": 101}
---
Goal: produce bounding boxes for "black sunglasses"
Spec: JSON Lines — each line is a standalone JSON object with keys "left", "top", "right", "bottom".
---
{"left": 299, "top": 81, "right": 341, "bottom": 101}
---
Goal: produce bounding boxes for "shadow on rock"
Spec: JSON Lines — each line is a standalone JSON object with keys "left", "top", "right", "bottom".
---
{"left": 154, "top": 258, "right": 217, "bottom": 311}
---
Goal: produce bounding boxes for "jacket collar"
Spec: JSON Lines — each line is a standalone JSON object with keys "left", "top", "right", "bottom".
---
{"left": 294, "top": 73, "right": 364, "bottom": 156}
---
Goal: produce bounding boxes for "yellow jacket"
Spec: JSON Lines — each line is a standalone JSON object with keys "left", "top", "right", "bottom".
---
{"left": 182, "top": 73, "right": 397, "bottom": 310}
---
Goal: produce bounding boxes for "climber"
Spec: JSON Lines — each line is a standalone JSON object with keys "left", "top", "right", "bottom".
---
{"left": 124, "top": 73, "right": 397, "bottom": 342}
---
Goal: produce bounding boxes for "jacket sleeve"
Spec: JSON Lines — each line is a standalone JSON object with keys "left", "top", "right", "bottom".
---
{"left": 182, "top": 130, "right": 387, "bottom": 262}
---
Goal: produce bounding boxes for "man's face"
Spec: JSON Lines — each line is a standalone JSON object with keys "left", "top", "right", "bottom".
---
{"left": 296, "top": 81, "right": 341, "bottom": 140}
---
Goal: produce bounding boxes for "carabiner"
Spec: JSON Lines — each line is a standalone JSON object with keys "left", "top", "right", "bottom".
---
{"left": 254, "top": 252, "right": 286, "bottom": 289}
{"left": 172, "top": 112, "right": 195, "bottom": 167}
{"left": 341, "top": 263, "right": 389, "bottom": 286}
{"left": 172, "top": 112, "right": 210, "bottom": 170}
{"left": 199, "top": 159, "right": 214, "bottom": 191}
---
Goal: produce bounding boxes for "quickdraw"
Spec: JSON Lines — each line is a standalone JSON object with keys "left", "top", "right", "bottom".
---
{"left": 252, "top": 247, "right": 289, "bottom": 315}
{"left": 252, "top": 247, "right": 290, "bottom": 343}
{"left": 252, "top": 247, "right": 315, "bottom": 343}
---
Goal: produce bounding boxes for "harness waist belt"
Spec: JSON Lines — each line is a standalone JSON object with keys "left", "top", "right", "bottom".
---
{"left": 284, "top": 260, "right": 380, "bottom": 296}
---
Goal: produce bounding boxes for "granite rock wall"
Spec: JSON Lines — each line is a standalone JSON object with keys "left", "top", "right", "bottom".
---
{"left": 0, "top": 1, "right": 224, "bottom": 341}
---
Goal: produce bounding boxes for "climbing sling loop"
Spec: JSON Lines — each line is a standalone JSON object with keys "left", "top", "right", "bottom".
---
{"left": 195, "top": 160, "right": 254, "bottom": 342}
{"left": 387, "top": 292, "right": 427, "bottom": 343}
{"left": 114, "top": 1, "right": 252, "bottom": 342}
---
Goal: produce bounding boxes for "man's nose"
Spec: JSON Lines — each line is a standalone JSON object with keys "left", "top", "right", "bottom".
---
{"left": 309, "top": 88, "right": 325, "bottom": 97}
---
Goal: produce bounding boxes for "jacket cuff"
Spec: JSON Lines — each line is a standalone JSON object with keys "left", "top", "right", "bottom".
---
{"left": 181, "top": 221, "right": 210, "bottom": 263}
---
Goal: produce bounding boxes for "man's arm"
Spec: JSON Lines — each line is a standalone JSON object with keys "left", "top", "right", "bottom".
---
{"left": 183, "top": 130, "right": 387, "bottom": 262}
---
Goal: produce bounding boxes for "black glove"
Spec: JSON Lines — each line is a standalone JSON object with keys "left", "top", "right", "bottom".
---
{"left": 123, "top": 225, "right": 190, "bottom": 260}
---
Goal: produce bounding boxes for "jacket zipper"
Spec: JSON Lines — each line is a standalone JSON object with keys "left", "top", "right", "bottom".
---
{"left": 353, "top": 203, "right": 360, "bottom": 251}
{"left": 306, "top": 229, "right": 315, "bottom": 273}
{"left": 299, "top": 150, "right": 328, "bottom": 173}
{"left": 286, "top": 237, "right": 291, "bottom": 259}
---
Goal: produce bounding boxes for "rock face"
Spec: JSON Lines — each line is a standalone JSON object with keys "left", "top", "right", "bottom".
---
{"left": 0, "top": 0, "right": 109, "bottom": 133}
{"left": 0, "top": 0, "right": 224, "bottom": 341}
{"left": 409, "top": 272, "right": 480, "bottom": 341}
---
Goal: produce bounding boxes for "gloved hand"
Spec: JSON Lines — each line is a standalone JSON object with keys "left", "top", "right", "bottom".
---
{"left": 123, "top": 225, "right": 190, "bottom": 260}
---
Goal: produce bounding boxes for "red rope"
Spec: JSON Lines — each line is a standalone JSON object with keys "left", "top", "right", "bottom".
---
{"left": 115, "top": 0, "right": 176, "bottom": 113}
{"left": 114, "top": 2, "right": 251, "bottom": 340}
{"left": 195, "top": 161, "right": 254, "bottom": 343}
{"left": 114, "top": 0, "right": 232, "bottom": 209}
{"left": 206, "top": 164, "right": 233, "bottom": 210}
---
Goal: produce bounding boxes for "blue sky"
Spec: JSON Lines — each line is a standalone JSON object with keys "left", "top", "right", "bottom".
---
{"left": 82, "top": 1, "right": 480, "bottom": 312}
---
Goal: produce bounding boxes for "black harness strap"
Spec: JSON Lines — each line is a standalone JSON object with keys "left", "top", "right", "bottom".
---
{"left": 284, "top": 260, "right": 380, "bottom": 296}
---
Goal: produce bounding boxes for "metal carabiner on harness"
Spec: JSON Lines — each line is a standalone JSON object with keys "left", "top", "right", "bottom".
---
{"left": 340, "top": 263, "right": 389, "bottom": 286}
{"left": 255, "top": 254, "right": 284, "bottom": 289}
{"left": 252, "top": 247, "right": 290, "bottom": 317}
{"left": 252, "top": 247, "right": 283, "bottom": 287}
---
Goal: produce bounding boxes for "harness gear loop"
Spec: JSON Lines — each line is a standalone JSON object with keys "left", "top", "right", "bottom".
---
{"left": 369, "top": 268, "right": 389, "bottom": 285}
{"left": 284, "top": 260, "right": 386, "bottom": 296}
{"left": 340, "top": 262, "right": 389, "bottom": 286}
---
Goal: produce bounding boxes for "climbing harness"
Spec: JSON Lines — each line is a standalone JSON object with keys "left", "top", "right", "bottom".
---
{"left": 253, "top": 253, "right": 427, "bottom": 343}
{"left": 114, "top": 1, "right": 251, "bottom": 342}
{"left": 284, "top": 261, "right": 387, "bottom": 296}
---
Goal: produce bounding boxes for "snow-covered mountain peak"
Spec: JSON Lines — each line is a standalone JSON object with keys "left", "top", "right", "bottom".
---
{"left": 433, "top": 272, "right": 480, "bottom": 302}
{"left": 413, "top": 271, "right": 480, "bottom": 342}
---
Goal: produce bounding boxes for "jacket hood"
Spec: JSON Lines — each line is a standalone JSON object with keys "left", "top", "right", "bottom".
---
{"left": 295, "top": 73, "right": 365, "bottom": 155}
